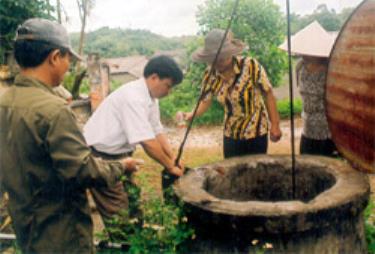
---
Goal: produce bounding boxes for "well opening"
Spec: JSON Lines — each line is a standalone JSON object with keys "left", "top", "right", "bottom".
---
{"left": 175, "top": 155, "right": 370, "bottom": 253}
{"left": 204, "top": 162, "right": 336, "bottom": 203}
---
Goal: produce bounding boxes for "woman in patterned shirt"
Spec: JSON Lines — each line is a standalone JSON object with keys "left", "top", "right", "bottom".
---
{"left": 183, "top": 29, "right": 282, "bottom": 158}
{"left": 296, "top": 56, "right": 337, "bottom": 156}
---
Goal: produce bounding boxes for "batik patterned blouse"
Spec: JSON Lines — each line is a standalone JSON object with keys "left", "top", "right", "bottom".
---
{"left": 202, "top": 56, "right": 272, "bottom": 140}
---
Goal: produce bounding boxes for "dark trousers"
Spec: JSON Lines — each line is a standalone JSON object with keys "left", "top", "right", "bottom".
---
{"left": 89, "top": 148, "right": 141, "bottom": 221}
{"left": 223, "top": 134, "right": 268, "bottom": 158}
{"left": 300, "top": 135, "right": 337, "bottom": 157}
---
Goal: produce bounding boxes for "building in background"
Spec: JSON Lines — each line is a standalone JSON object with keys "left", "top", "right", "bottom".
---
{"left": 103, "top": 55, "right": 148, "bottom": 84}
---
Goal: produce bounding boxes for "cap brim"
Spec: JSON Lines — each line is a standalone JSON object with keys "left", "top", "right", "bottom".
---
{"left": 192, "top": 44, "right": 245, "bottom": 64}
{"left": 69, "top": 48, "right": 83, "bottom": 61}
{"left": 192, "top": 38, "right": 246, "bottom": 64}
{"left": 192, "top": 48, "right": 213, "bottom": 63}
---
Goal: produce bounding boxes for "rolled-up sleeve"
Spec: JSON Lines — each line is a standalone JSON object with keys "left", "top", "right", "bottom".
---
{"left": 256, "top": 61, "right": 272, "bottom": 93}
{"left": 46, "top": 106, "right": 123, "bottom": 189}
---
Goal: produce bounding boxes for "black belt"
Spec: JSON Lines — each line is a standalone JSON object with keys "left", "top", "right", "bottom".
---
{"left": 90, "top": 146, "right": 133, "bottom": 160}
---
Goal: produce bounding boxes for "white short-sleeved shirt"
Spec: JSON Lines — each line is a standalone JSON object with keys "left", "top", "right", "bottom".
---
{"left": 83, "top": 78, "right": 163, "bottom": 154}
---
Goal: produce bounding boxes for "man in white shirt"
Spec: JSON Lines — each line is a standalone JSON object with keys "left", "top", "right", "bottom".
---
{"left": 84, "top": 55, "right": 184, "bottom": 220}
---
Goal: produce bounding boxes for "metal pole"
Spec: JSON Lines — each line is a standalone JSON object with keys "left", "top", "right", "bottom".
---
{"left": 286, "top": 0, "right": 297, "bottom": 199}
{"left": 175, "top": 0, "right": 241, "bottom": 166}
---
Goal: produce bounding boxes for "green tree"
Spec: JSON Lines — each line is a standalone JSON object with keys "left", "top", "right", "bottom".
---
{"left": 313, "top": 4, "right": 341, "bottom": 31}
{"left": 339, "top": 7, "right": 356, "bottom": 25}
{"left": 70, "top": 27, "right": 183, "bottom": 58}
{"left": 290, "top": 4, "right": 355, "bottom": 34}
{"left": 196, "top": 0, "right": 288, "bottom": 86}
{"left": 0, "top": 0, "right": 54, "bottom": 63}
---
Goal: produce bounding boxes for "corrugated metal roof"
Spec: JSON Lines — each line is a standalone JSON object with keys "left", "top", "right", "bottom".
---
{"left": 103, "top": 55, "right": 148, "bottom": 78}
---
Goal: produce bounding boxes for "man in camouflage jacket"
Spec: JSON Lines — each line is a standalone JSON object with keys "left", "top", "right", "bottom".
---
{"left": 0, "top": 18, "right": 140, "bottom": 253}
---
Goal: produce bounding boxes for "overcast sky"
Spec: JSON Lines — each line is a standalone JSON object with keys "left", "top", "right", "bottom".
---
{"left": 58, "top": 0, "right": 363, "bottom": 37}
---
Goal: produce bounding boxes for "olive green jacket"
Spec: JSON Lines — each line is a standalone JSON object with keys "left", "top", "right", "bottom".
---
{"left": 0, "top": 75, "right": 123, "bottom": 253}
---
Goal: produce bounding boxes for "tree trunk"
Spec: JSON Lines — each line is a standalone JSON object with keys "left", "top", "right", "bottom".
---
{"left": 71, "top": 69, "right": 87, "bottom": 99}
{"left": 78, "top": 0, "right": 88, "bottom": 57}
{"left": 46, "top": 0, "right": 51, "bottom": 16}
{"left": 57, "top": 0, "right": 62, "bottom": 24}
{"left": 75, "top": 0, "right": 88, "bottom": 71}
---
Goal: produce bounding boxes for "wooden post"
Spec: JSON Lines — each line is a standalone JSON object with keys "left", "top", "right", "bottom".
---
{"left": 87, "top": 53, "right": 111, "bottom": 112}
{"left": 100, "top": 62, "right": 111, "bottom": 97}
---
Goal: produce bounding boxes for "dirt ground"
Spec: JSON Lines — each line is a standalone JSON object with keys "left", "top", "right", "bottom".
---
{"left": 166, "top": 117, "right": 303, "bottom": 155}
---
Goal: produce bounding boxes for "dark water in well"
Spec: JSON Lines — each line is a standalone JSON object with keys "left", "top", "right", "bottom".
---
{"left": 205, "top": 163, "right": 336, "bottom": 202}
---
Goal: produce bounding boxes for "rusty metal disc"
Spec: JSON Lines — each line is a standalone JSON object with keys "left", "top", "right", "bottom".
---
{"left": 326, "top": 0, "right": 375, "bottom": 173}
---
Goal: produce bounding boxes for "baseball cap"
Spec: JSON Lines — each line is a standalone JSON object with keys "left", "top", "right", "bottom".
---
{"left": 15, "top": 18, "right": 83, "bottom": 61}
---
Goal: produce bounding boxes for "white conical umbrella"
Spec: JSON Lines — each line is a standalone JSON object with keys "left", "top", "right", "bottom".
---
{"left": 279, "top": 21, "right": 337, "bottom": 57}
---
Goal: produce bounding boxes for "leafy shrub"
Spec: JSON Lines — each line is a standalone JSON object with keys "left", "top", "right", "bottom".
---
{"left": 110, "top": 79, "right": 123, "bottom": 91}
{"left": 277, "top": 98, "right": 302, "bottom": 119}
{"left": 62, "top": 72, "right": 75, "bottom": 92}
{"left": 97, "top": 178, "right": 194, "bottom": 254}
{"left": 62, "top": 72, "right": 90, "bottom": 96}
{"left": 365, "top": 200, "right": 375, "bottom": 254}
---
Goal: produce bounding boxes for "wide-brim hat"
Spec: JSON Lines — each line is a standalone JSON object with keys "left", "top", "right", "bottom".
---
{"left": 15, "top": 18, "right": 83, "bottom": 61}
{"left": 192, "top": 29, "right": 246, "bottom": 64}
{"left": 279, "top": 21, "right": 337, "bottom": 58}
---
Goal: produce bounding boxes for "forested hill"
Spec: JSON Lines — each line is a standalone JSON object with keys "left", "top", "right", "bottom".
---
{"left": 70, "top": 27, "right": 196, "bottom": 58}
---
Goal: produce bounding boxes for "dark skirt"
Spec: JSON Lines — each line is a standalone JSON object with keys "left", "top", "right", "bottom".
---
{"left": 223, "top": 134, "right": 268, "bottom": 158}
{"left": 300, "top": 135, "right": 337, "bottom": 156}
